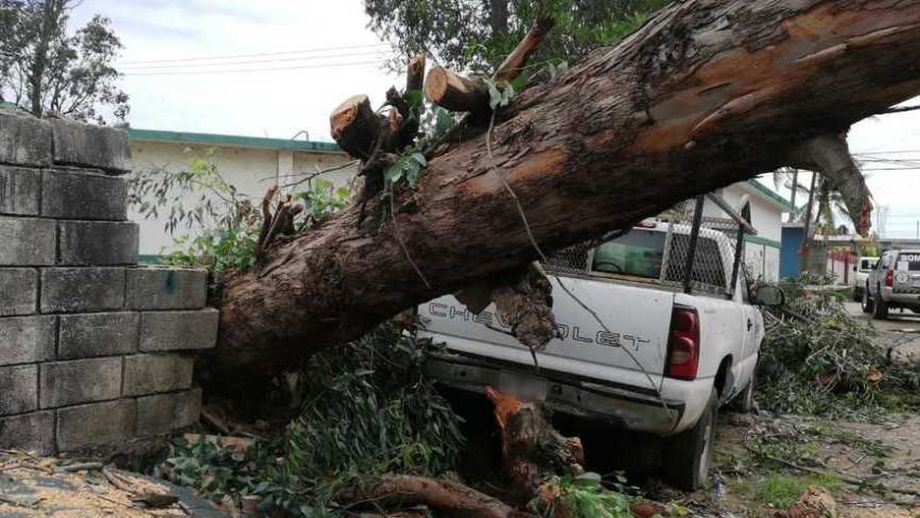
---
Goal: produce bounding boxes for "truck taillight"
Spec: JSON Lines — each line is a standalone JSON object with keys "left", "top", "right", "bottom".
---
{"left": 666, "top": 306, "right": 699, "bottom": 380}
{"left": 886, "top": 269, "right": 894, "bottom": 287}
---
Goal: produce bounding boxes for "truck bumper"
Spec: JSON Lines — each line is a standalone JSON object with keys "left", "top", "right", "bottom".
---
{"left": 425, "top": 351, "right": 685, "bottom": 436}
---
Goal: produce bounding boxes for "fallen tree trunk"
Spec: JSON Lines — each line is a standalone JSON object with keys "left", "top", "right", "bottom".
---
{"left": 216, "top": 0, "right": 920, "bottom": 376}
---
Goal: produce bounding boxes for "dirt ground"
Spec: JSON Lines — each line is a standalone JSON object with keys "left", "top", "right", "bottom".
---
{"left": 683, "top": 412, "right": 920, "bottom": 517}
{"left": 0, "top": 452, "right": 225, "bottom": 518}
{"left": 667, "top": 310, "right": 920, "bottom": 517}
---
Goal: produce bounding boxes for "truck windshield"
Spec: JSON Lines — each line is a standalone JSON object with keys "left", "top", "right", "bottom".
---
{"left": 896, "top": 253, "right": 920, "bottom": 271}
{"left": 860, "top": 259, "right": 877, "bottom": 271}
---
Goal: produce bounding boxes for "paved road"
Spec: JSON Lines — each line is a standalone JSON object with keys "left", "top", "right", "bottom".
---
{"left": 844, "top": 301, "right": 920, "bottom": 360}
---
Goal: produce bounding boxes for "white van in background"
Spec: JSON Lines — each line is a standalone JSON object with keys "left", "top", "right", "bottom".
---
{"left": 852, "top": 256, "right": 879, "bottom": 301}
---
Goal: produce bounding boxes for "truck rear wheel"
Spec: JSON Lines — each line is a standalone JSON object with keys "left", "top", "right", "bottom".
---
{"left": 861, "top": 286, "right": 874, "bottom": 314}
{"left": 872, "top": 285, "right": 889, "bottom": 320}
{"left": 665, "top": 390, "right": 718, "bottom": 491}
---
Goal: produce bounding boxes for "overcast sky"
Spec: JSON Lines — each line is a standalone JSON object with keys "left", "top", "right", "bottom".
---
{"left": 71, "top": 0, "right": 920, "bottom": 239}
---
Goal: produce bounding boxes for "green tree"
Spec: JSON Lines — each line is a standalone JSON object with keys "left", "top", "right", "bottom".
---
{"left": 365, "top": 0, "right": 669, "bottom": 75}
{"left": 0, "top": 0, "right": 128, "bottom": 122}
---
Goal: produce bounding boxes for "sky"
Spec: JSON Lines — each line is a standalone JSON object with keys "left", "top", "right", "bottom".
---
{"left": 70, "top": 0, "right": 920, "bottom": 239}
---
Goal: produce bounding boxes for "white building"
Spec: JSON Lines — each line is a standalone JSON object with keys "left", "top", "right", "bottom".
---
{"left": 127, "top": 129, "right": 356, "bottom": 257}
{"left": 703, "top": 180, "right": 791, "bottom": 282}
{"left": 127, "top": 129, "right": 789, "bottom": 281}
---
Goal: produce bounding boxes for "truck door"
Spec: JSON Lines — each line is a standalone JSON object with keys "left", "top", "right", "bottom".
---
{"left": 737, "top": 271, "right": 761, "bottom": 395}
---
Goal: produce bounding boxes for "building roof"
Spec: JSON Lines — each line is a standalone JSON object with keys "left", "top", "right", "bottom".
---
{"left": 745, "top": 179, "right": 794, "bottom": 210}
{"left": 127, "top": 128, "right": 343, "bottom": 154}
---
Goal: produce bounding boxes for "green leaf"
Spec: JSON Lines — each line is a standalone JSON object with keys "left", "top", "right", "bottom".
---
{"left": 435, "top": 108, "right": 454, "bottom": 136}
{"left": 403, "top": 89, "right": 424, "bottom": 110}
{"left": 411, "top": 153, "right": 427, "bottom": 167}
{"left": 488, "top": 81, "right": 503, "bottom": 110}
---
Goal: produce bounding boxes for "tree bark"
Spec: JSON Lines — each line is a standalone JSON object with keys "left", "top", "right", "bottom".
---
{"left": 215, "top": 0, "right": 920, "bottom": 377}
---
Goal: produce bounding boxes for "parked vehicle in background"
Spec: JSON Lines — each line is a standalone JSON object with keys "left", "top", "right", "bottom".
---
{"left": 419, "top": 216, "right": 784, "bottom": 490}
{"left": 852, "top": 256, "right": 879, "bottom": 301}
{"left": 863, "top": 250, "right": 920, "bottom": 318}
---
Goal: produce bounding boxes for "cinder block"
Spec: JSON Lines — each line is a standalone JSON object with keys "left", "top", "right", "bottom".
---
{"left": 39, "top": 357, "right": 122, "bottom": 408}
{"left": 123, "top": 354, "right": 193, "bottom": 396}
{"left": 58, "top": 312, "right": 138, "bottom": 359}
{"left": 139, "top": 309, "right": 218, "bottom": 352}
{"left": 0, "top": 108, "right": 53, "bottom": 167}
{"left": 126, "top": 267, "right": 208, "bottom": 310}
{"left": 50, "top": 118, "right": 130, "bottom": 173}
{"left": 40, "top": 267, "right": 125, "bottom": 313}
{"left": 0, "top": 365, "right": 38, "bottom": 415}
{"left": 0, "top": 216, "right": 55, "bottom": 265}
{"left": 136, "top": 388, "right": 201, "bottom": 435}
{"left": 57, "top": 221, "right": 138, "bottom": 265}
{"left": 0, "top": 268, "right": 37, "bottom": 316}
{"left": 0, "top": 315, "right": 55, "bottom": 366}
{"left": 56, "top": 399, "right": 136, "bottom": 451}
{"left": 41, "top": 169, "right": 127, "bottom": 220}
{"left": 0, "top": 411, "right": 54, "bottom": 454}
{"left": 0, "top": 165, "right": 40, "bottom": 215}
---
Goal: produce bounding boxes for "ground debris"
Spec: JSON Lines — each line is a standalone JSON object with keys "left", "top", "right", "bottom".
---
{"left": 0, "top": 450, "right": 221, "bottom": 517}
{"left": 776, "top": 486, "right": 837, "bottom": 518}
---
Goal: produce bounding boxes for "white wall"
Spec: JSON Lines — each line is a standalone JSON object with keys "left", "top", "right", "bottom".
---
{"left": 129, "top": 141, "right": 357, "bottom": 255}
{"left": 700, "top": 182, "right": 785, "bottom": 282}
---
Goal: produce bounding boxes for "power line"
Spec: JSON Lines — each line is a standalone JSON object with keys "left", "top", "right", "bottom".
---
{"left": 120, "top": 49, "right": 390, "bottom": 71}
{"left": 119, "top": 42, "right": 389, "bottom": 65}
{"left": 121, "top": 59, "right": 386, "bottom": 77}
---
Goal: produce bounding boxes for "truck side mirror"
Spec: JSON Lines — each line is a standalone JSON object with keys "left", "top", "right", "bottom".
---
{"left": 753, "top": 285, "right": 785, "bottom": 306}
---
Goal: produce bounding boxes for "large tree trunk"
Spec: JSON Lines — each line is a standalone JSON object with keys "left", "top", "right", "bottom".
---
{"left": 215, "top": 0, "right": 920, "bottom": 377}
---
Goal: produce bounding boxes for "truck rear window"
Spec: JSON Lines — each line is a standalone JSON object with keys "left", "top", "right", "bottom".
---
{"left": 592, "top": 229, "right": 664, "bottom": 279}
{"left": 896, "top": 253, "right": 920, "bottom": 271}
{"left": 591, "top": 230, "right": 726, "bottom": 287}
{"left": 860, "top": 259, "right": 877, "bottom": 271}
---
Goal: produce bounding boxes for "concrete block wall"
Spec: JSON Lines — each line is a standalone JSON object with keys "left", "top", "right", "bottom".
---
{"left": 0, "top": 108, "right": 216, "bottom": 455}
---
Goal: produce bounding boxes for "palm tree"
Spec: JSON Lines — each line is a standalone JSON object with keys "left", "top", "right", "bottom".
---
{"left": 772, "top": 169, "right": 860, "bottom": 236}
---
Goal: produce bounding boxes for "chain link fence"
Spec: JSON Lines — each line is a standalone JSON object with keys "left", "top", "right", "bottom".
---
{"left": 545, "top": 196, "right": 747, "bottom": 298}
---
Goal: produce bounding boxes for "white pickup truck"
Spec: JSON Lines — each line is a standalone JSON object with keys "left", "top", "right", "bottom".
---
{"left": 418, "top": 220, "right": 783, "bottom": 490}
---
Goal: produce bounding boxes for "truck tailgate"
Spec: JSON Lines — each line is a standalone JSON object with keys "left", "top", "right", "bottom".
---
{"left": 418, "top": 275, "right": 674, "bottom": 388}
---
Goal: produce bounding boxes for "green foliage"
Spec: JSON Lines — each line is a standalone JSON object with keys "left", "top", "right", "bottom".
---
{"left": 383, "top": 150, "right": 428, "bottom": 187}
{"left": 744, "top": 472, "right": 841, "bottom": 509}
{"left": 157, "top": 324, "right": 464, "bottom": 516}
{"left": 365, "top": 0, "right": 669, "bottom": 76}
{"left": 129, "top": 150, "right": 260, "bottom": 275}
{"left": 544, "top": 473, "right": 635, "bottom": 517}
{"left": 756, "top": 274, "right": 920, "bottom": 420}
{"left": 296, "top": 178, "right": 350, "bottom": 222}
{"left": 535, "top": 472, "right": 688, "bottom": 518}
{"left": 486, "top": 78, "right": 516, "bottom": 109}
{"left": 0, "top": 0, "right": 128, "bottom": 122}
{"left": 129, "top": 150, "right": 352, "bottom": 276}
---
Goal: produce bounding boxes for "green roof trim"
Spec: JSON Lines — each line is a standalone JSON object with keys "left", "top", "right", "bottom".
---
{"left": 747, "top": 179, "right": 794, "bottom": 210}
{"left": 744, "top": 234, "right": 782, "bottom": 249}
{"left": 127, "top": 128, "right": 343, "bottom": 153}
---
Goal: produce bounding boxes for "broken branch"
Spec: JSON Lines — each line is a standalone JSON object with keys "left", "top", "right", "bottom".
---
{"left": 494, "top": 16, "right": 555, "bottom": 82}
{"left": 791, "top": 133, "right": 872, "bottom": 235}
{"left": 330, "top": 94, "right": 382, "bottom": 160}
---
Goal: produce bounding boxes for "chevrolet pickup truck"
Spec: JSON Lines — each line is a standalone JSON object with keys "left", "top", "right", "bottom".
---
{"left": 863, "top": 249, "right": 920, "bottom": 318}
{"left": 418, "top": 220, "right": 783, "bottom": 490}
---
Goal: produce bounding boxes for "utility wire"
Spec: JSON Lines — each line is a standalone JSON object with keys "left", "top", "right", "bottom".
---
{"left": 120, "top": 49, "right": 390, "bottom": 71}
{"left": 119, "top": 42, "right": 389, "bottom": 65}
{"left": 122, "top": 59, "right": 386, "bottom": 77}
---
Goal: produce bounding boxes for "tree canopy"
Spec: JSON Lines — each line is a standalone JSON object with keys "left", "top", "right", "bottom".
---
{"left": 364, "top": 0, "right": 669, "bottom": 75}
{"left": 0, "top": 0, "right": 128, "bottom": 123}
